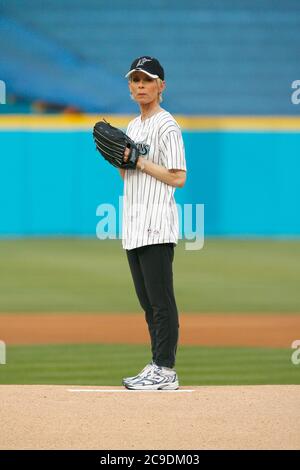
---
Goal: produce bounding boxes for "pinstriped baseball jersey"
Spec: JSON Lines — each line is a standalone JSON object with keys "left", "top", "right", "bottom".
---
{"left": 122, "top": 109, "right": 187, "bottom": 250}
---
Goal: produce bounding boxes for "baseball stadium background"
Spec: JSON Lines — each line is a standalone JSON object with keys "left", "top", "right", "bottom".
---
{"left": 0, "top": 0, "right": 300, "bottom": 450}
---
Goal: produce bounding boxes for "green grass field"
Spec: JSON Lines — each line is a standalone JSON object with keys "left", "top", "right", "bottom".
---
{"left": 0, "top": 238, "right": 299, "bottom": 386}
{"left": 0, "top": 343, "right": 299, "bottom": 385}
{"left": 0, "top": 238, "right": 299, "bottom": 313}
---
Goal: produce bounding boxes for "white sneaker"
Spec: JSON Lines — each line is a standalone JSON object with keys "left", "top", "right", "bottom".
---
{"left": 124, "top": 365, "right": 179, "bottom": 390}
{"left": 122, "top": 362, "right": 155, "bottom": 386}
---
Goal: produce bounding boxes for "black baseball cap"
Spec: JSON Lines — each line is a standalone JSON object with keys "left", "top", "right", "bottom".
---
{"left": 125, "top": 56, "right": 164, "bottom": 80}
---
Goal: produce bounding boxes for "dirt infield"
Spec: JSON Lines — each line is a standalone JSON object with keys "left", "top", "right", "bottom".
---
{"left": 0, "top": 385, "right": 299, "bottom": 449}
{"left": 1, "top": 313, "right": 299, "bottom": 347}
{"left": 1, "top": 314, "right": 299, "bottom": 450}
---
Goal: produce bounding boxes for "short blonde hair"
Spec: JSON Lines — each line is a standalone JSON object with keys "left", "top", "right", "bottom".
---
{"left": 157, "top": 78, "right": 164, "bottom": 103}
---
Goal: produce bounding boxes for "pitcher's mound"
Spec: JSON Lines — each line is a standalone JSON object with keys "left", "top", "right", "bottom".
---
{"left": 0, "top": 385, "right": 299, "bottom": 450}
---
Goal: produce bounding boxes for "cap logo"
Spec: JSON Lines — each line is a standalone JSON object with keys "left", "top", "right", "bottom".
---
{"left": 136, "top": 57, "right": 152, "bottom": 68}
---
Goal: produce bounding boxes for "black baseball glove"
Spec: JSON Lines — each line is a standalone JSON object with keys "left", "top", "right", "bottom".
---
{"left": 93, "top": 119, "right": 140, "bottom": 169}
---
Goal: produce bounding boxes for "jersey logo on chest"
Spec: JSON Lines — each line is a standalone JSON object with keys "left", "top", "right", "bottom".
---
{"left": 136, "top": 142, "right": 150, "bottom": 156}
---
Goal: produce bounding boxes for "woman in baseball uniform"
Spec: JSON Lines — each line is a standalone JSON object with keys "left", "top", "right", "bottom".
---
{"left": 120, "top": 56, "right": 187, "bottom": 390}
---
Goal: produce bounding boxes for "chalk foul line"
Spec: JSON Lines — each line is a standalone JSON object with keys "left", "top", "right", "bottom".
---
{"left": 68, "top": 388, "right": 195, "bottom": 393}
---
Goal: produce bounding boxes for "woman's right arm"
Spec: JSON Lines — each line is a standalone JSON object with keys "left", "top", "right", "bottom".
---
{"left": 119, "top": 169, "right": 125, "bottom": 180}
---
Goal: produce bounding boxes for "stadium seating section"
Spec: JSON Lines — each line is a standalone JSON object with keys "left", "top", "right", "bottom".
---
{"left": 0, "top": 0, "right": 299, "bottom": 114}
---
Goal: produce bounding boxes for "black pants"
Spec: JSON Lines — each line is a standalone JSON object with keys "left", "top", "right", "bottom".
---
{"left": 126, "top": 243, "right": 179, "bottom": 368}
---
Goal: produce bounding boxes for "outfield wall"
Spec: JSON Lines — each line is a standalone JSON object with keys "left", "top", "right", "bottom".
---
{"left": 0, "top": 115, "right": 300, "bottom": 237}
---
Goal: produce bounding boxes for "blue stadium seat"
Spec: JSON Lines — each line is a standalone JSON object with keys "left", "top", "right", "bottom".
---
{"left": 1, "top": 0, "right": 300, "bottom": 114}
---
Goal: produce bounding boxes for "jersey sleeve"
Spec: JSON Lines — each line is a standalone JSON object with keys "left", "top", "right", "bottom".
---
{"left": 160, "top": 128, "right": 187, "bottom": 171}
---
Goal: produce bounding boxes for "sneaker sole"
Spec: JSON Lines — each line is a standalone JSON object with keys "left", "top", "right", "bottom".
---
{"left": 124, "top": 381, "right": 179, "bottom": 391}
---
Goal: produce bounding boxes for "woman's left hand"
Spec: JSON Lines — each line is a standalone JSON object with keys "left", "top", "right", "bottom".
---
{"left": 123, "top": 147, "right": 130, "bottom": 163}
